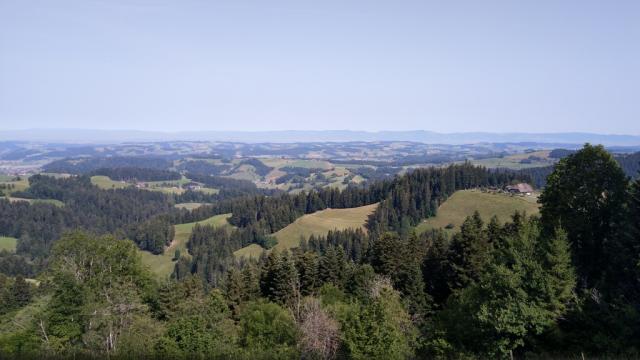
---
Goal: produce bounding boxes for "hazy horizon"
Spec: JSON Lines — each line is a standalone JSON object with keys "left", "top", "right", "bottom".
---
{"left": 1, "top": 1, "right": 639, "bottom": 134}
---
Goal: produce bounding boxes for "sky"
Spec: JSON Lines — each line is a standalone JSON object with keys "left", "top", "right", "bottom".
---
{"left": 0, "top": 0, "right": 639, "bottom": 134}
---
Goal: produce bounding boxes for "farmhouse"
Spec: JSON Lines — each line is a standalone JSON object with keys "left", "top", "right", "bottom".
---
{"left": 183, "top": 182, "right": 201, "bottom": 191}
{"left": 506, "top": 183, "right": 534, "bottom": 195}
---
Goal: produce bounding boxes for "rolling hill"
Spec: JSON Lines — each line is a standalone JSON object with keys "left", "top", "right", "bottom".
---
{"left": 415, "top": 190, "right": 540, "bottom": 234}
{"left": 234, "top": 203, "right": 378, "bottom": 259}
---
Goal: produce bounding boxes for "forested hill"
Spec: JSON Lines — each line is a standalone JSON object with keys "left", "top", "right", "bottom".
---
{"left": 177, "top": 162, "right": 526, "bottom": 286}
{"left": 0, "top": 145, "right": 639, "bottom": 358}
{"left": 0, "top": 162, "right": 525, "bottom": 279}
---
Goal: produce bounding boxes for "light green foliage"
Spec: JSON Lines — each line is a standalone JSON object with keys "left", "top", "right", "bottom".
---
{"left": 239, "top": 301, "right": 298, "bottom": 355}
{"left": 433, "top": 218, "right": 576, "bottom": 357}
{"left": 339, "top": 287, "right": 416, "bottom": 360}
{"left": 45, "top": 231, "right": 152, "bottom": 354}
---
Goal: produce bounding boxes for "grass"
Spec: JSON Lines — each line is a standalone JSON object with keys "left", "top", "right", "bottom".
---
{"left": 235, "top": 203, "right": 377, "bottom": 259}
{"left": 415, "top": 190, "right": 540, "bottom": 234}
{"left": 140, "top": 213, "right": 232, "bottom": 280}
{"left": 0, "top": 176, "right": 29, "bottom": 194}
{"left": 90, "top": 175, "right": 129, "bottom": 189}
{"left": 471, "top": 151, "right": 556, "bottom": 170}
{"left": 0, "top": 236, "right": 17, "bottom": 252}
{"left": 174, "top": 202, "right": 207, "bottom": 210}
{"left": 233, "top": 244, "right": 266, "bottom": 260}
{"left": 6, "top": 197, "right": 65, "bottom": 207}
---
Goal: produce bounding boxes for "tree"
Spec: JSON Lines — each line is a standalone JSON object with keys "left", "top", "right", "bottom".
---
{"left": 432, "top": 217, "right": 576, "bottom": 357}
{"left": 10, "top": 276, "right": 31, "bottom": 308}
{"left": 239, "top": 302, "right": 298, "bottom": 355}
{"left": 296, "top": 251, "right": 319, "bottom": 295}
{"left": 540, "top": 144, "right": 628, "bottom": 289}
{"left": 44, "top": 231, "right": 151, "bottom": 353}
{"left": 298, "top": 297, "right": 340, "bottom": 359}
{"left": 445, "top": 212, "right": 491, "bottom": 291}
{"left": 339, "top": 286, "right": 416, "bottom": 360}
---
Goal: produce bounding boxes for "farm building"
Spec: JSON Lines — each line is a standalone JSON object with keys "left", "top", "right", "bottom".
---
{"left": 183, "top": 182, "right": 202, "bottom": 191}
{"left": 506, "top": 183, "right": 534, "bottom": 195}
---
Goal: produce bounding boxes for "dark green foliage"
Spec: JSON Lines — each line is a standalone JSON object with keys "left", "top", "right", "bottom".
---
{"left": 540, "top": 144, "right": 628, "bottom": 289}
{"left": 43, "top": 156, "right": 173, "bottom": 174}
{"left": 259, "top": 251, "right": 299, "bottom": 304}
{"left": 445, "top": 212, "right": 491, "bottom": 292}
{"left": 181, "top": 224, "right": 239, "bottom": 287}
{"left": 431, "top": 218, "right": 576, "bottom": 358}
{"left": 2, "top": 145, "right": 640, "bottom": 358}
{"left": 295, "top": 251, "right": 319, "bottom": 295}
{"left": 131, "top": 216, "right": 175, "bottom": 254}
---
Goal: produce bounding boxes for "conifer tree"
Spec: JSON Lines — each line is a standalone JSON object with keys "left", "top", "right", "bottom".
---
{"left": 445, "top": 212, "right": 491, "bottom": 291}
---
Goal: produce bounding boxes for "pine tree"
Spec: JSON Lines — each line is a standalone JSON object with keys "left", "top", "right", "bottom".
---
{"left": 241, "top": 264, "right": 261, "bottom": 301}
{"left": 319, "top": 246, "right": 346, "bottom": 287}
{"left": 224, "top": 268, "right": 245, "bottom": 313}
{"left": 445, "top": 212, "right": 491, "bottom": 291}
{"left": 296, "top": 252, "right": 319, "bottom": 295}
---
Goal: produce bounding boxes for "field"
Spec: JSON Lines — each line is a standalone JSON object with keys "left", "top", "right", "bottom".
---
{"left": 90, "top": 175, "right": 128, "bottom": 189}
{"left": 0, "top": 176, "right": 30, "bottom": 194}
{"left": 234, "top": 203, "right": 377, "bottom": 259}
{"left": 6, "top": 197, "right": 65, "bottom": 207}
{"left": 415, "top": 190, "right": 540, "bottom": 234}
{"left": 0, "top": 236, "right": 17, "bottom": 252}
{"left": 174, "top": 202, "right": 207, "bottom": 210}
{"left": 233, "top": 244, "right": 266, "bottom": 259}
{"left": 140, "top": 213, "right": 232, "bottom": 280}
{"left": 471, "top": 150, "right": 556, "bottom": 170}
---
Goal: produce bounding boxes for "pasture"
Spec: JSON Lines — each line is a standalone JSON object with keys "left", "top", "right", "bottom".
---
{"left": 90, "top": 175, "right": 128, "bottom": 189}
{"left": 415, "top": 190, "right": 540, "bottom": 234}
{"left": 235, "top": 203, "right": 377, "bottom": 258}
{"left": 0, "top": 236, "right": 17, "bottom": 252}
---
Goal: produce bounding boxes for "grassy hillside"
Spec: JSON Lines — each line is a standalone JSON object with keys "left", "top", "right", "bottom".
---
{"left": 415, "top": 190, "right": 540, "bottom": 234}
{"left": 174, "top": 202, "right": 207, "bottom": 210}
{"left": 234, "top": 203, "right": 377, "bottom": 259}
{"left": 0, "top": 236, "right": 17, "bottom": 252}
{"left": 90, "top": 175, "right": 128, "bottom": 189}
{"left": 6, "top": 197, "right": 65, "bottom": 207}
{"left": 471, "top": 150, "right": 556, "bottom": 170}
{"left": 233, "top": 244, "right": 266, "bottom": 260}
{"left": 0, "top": 176, "right": 29, "bottom": 195}
{"left": 140, "top": 213, "right": 232, "bottom": 280}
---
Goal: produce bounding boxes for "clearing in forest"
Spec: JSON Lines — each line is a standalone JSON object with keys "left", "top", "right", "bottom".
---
{"left": 0, "top": 236, "right": 17, "bottom": 252}
{"left": 140, "top": 213, "right": 232, "bottom": 279}
{"left": 234, "top": 203, "right": 377, "bottom": 259}
{"left": 415, "top": 189, "right": 540, "bottom": 234}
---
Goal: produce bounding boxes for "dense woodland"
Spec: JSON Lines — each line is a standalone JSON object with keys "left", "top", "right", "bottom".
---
{"left": 0, "top": 144, "right": 639, "bottom": 358}
{"left": 43, "top": 156, "right": 174, "bottom": 174}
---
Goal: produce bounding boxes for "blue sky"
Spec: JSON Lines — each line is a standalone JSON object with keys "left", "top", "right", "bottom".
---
{"left": 1, "top": 0, "right": 638, "bottom": 134}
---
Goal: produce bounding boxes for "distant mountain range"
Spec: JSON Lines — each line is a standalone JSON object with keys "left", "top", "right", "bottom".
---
{"left": 1, "top": 129, "right": 640, "bottom": 146}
